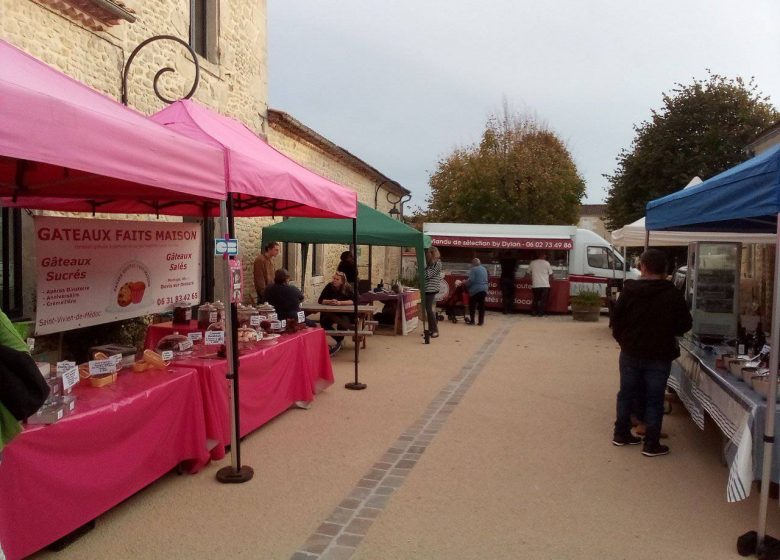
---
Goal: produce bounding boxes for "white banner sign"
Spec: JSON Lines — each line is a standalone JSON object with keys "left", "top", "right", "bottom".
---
{"left": 35, "top": 217, "right": 201, "bottom": 335}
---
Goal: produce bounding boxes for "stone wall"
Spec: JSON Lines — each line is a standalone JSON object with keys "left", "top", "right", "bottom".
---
{"left": 2, "top": 0, "right": 405, "bottom": 314}
{"left": 266, "top": 127, "right": 403, "bottom": 300}
{"left": 1, "top": 0, "right": 268, "bottom": 129}
{"left": 2, "top": 0, "right": 267, "bottom": 315}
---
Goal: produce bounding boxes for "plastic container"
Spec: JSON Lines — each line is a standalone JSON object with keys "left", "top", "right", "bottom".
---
{"left": 155, "top": 331, "right": 194, "bottom": 358}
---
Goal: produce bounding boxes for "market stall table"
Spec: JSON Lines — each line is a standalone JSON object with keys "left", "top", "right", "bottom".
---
{"left": 176, "top": 328, "right": 333, "bottom": 444}
{"left": 0, "top": 366, "right": 209, "bottom": 560}
{"left": 359, "top": 290, "right": 421, "bottom": 335}
{"left": 671, "top": 338, "right": 780, "bottom": 502}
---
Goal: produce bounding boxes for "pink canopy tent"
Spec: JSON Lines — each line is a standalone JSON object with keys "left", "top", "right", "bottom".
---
{"left": 0, "top": 40, "right": 361, "bottom": 485}
{"left": 0, "top": 40, "right": 225, "bottom": 215}
{"left": 150, "top": 100, "right": 358, "bottom": 219}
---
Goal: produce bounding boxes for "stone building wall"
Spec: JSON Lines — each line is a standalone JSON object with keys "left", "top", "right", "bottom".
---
{"left": 2, "top": 0, "right": 268, "bottom": 314}
{"left": 2, "top": 0, "right": 406, "bottom": 313}
{"left": 266, "top": 127, "right": 404, "bottom": 301}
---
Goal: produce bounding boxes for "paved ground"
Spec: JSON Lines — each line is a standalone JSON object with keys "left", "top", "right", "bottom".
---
{"left": 31, "top": 313, "right": 780, "bottom": 559}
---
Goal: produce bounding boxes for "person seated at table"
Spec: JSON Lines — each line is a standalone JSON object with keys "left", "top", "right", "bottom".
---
{"left": 264, "top": 268, "right": 305, "bottom": 321}
{"left": 318, "top": 271, "right": 356, "bottom": 356}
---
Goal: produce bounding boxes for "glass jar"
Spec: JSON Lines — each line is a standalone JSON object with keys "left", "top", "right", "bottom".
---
{"left": 197, "top": 302, "right": 216, "bottom": 330}
{"left": 214, "top": 300, "right": 226, "bottom": 323}
{"left": 237, "top": 304, "right": 258, "bottom": 327}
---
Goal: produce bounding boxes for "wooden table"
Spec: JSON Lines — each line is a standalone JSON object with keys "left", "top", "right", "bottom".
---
{"left": 301, "top": 303, "right": 376, "bottom": 349}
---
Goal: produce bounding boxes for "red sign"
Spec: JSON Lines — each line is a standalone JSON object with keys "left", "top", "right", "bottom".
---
{"left": 430, "top": 236, "right": 573, "bottom": 250}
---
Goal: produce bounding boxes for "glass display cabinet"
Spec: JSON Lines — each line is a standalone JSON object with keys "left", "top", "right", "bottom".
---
{"left": 686, "top": 242, "right": 741, "bottom": 342}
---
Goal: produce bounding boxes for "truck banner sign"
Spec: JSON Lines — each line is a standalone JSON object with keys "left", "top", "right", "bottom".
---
{"left": 429, "top": 236, "right": 573, "bottom": 250}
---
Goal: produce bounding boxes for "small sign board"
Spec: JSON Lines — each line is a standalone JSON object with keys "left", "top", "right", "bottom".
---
{"left": 205, "top": 330, "right": 225, "bottom": 345}
{"left": 61, "top": 366, "right": 80, "bottom": 392}
{"left": 88, "top": 358, "right": 117, "bottom": 376}
{"left": 187, "top": 331, "right": 203, "bottom": 342}
{"left": 214, "top": 238, "right": 239, "bottom": 256}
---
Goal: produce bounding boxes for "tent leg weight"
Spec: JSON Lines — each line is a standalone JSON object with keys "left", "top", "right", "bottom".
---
{"left": 216, "top": 465, "right": 254, "bottom": 484}
{"left": 737, "top": 532, "right": 780, "bottom": 558}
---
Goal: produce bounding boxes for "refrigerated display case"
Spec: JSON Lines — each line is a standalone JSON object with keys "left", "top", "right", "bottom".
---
{"left": 686, "top": 242, "right": 740, "bottom": 341}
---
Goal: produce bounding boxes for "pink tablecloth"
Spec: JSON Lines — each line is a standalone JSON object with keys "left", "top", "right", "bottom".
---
{"left": 177, "top": 328, "right": 334, "bottom": 447}
{"left": 0, "top": 367, "right": 209, "bottom": 560}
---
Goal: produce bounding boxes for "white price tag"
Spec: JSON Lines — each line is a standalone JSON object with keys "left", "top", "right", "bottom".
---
{"left": 61, "top": 366, "right": 80, "bottom": 392}
{"left": 161, "top": 350, "right": 174, "bottom": 362}
{"left": 110, "top": 354, "right": 122, "bottom": 367}
{"left": 178, "top": 339, "right": 194, "bottom": 351}
{"left": 281, "top": 320, "right": 287, "bottom": 330}
{"left": 88, "top": 359, "right": 117, "bottom": 376}
{"left": 250, "top": 315, "right": 261, "bottom": 327}
{"left": 27, "top": 337, "right": 35, "bottom": 352}
{"left": 297, "top": 311, "right": 306, "bottom": 323}
{"left": 762, "top": 344, "right": 771, "bottom": 355}
{"left": 187, "top": 331, "right": 203, "bottom": 342}
{"left": 205, "top": 331, "right": 225, "bottom": 345}
{"left": 56, "top": 361, "right": 76, "bottom": 374}
{"left": 209, "top": 311, "right": 218, "bottom": 323}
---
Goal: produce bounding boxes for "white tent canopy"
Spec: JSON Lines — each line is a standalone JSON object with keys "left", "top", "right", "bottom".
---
{"left": 611, "top": 216, "right": 777, "bottom": 247}
{"left": 611, "top": 177, "right": 776, "bottom": 247}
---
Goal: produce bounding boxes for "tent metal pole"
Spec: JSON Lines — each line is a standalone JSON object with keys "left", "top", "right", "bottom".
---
{"left": 755, "top": 215, "right": 780, "bottom": 549}
{"left": 301, "top": 243, "right": 309, "bottom": 300}
{"left": 345, "top": 218, "right": 366, "bottom": 390}
{"left": 216, "top": 197, "right": 253, "bottom": 483}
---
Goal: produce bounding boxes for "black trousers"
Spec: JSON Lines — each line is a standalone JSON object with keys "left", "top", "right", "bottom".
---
{"left": 531, "top": 287, "right": 549, "bottom": 316}
{"left": 468, "top": 291, "right": 487, "bottom": 325}
{"left": 425, "top": 292, "right": 439, "bottom": 334}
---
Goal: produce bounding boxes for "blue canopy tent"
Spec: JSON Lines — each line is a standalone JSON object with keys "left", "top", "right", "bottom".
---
{"left": 646, "top": 143, "right": 780, "bottom": 556}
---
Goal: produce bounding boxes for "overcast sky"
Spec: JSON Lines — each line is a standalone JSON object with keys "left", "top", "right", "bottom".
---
{"left": 267, "top": 1, "right": 780, "bottom": 210}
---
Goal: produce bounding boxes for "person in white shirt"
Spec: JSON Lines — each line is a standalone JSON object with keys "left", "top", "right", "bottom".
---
{"left": 527, "top": 251, "right": 554, "bottom": 317}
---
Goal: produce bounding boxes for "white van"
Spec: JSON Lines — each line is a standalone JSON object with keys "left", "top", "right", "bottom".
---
{"left": 422, "top": 223, "right": 639, "bottom": 312}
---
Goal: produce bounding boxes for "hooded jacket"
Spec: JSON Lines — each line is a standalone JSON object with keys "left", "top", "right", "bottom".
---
{"left": 611, "top": 278, "right": 692, "bottom": 361}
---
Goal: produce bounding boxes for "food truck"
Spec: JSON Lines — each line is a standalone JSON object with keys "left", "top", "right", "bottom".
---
{"left": 423, "top": 223, "right": 640, "bottom": 312}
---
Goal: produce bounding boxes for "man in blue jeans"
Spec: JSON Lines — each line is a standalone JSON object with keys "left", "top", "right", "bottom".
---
{"left": 611, "top": 249, "right": 692, "bottom": 457}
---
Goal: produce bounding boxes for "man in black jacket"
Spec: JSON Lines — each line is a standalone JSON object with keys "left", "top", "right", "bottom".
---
{"left": 611, "top": 249, "right": 692, "bottom": 457}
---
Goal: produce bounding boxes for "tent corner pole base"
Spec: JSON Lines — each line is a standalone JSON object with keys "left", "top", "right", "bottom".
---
{"left": 345, "top": 382, "right": 367, "bottom": 390}
{"left": 737, "top": 530, "right": 780, "bottom": 558}
{"left": 216, "top": 465, "right": 254, "bottom": 484}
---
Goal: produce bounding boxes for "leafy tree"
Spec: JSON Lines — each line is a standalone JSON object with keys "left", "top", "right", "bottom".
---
{"left": 426, "top": 109, "right": 585, "bottom": 224}
{"left": 605, "top": 73, "right": 778, "bottom": 230}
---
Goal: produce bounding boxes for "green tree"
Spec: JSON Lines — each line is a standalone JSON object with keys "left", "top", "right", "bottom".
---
{"left": 426, "top": 109, "right": 585, "bottom": 224}
{"left": 605, "top": 73, "right": 778, "bottom": 230}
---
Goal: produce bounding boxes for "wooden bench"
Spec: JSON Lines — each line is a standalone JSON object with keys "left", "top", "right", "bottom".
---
{"left": 324, "top": 329, "right": 374, "bottom": 348}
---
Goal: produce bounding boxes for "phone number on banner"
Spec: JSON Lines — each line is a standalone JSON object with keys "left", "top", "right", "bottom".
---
{"left": 156, "top": 292, "right": 200, "bottom": 306}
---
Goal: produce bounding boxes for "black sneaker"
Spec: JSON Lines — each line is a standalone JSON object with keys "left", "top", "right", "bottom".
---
{"left": 642, "top": 443, "right": 670, "bottom": 457}
{"left": 329, "top": 341, "right": 342, "bottom": 356}
{"left": 612, "top": 434, "right": 642, "bottom": 446}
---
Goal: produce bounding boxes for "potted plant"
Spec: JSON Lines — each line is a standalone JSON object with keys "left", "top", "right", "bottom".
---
{"left": 570, "top": 289, "right": 602, "bottom": 322}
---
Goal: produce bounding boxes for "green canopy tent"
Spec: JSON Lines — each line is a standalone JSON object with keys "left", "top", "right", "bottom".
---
{"left": 262, "top": 203, "right": 433, "bottom": 383}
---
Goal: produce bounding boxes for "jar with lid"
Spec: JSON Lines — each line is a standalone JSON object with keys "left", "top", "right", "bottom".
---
{"left": 197, "top": 302, "right": 216, "bottom": 330}
{"left": 214, "top": 300, "right": 226, "bottom": 323}
{"left": 237, "top": 304, "right": 258, "bottom": 328}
